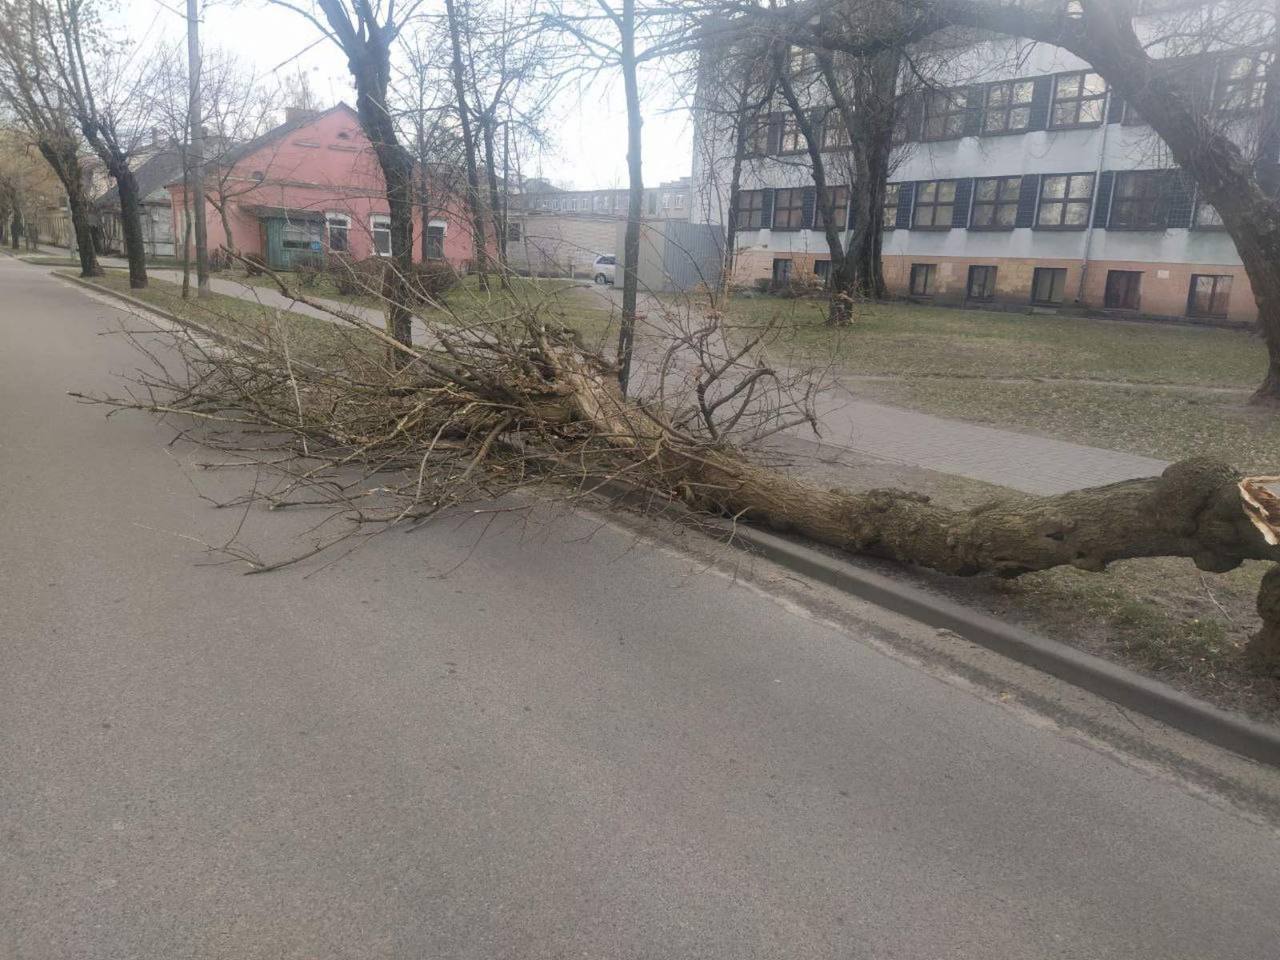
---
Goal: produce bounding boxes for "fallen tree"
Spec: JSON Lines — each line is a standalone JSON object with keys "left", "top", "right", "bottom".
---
{"left": 82, "top": 268, "right": 1280, "bottom": 670}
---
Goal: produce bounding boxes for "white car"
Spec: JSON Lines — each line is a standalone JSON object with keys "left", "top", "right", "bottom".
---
{"left": 592, "top": 255, "right": 617, "bottom": 285}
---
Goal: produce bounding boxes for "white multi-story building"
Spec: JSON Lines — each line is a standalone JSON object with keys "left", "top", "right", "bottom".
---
{"left": 692, "top": 9, "right": 1273, "bottom": 325}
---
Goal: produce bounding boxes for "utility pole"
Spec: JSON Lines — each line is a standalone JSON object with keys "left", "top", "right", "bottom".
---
{"left": 186, "top": 0, "right": 209, "bottom": 295}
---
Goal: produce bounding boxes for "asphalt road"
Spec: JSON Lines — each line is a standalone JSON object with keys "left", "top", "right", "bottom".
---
{"left": 3, "top": 257, "right": 1280, "bottom": 960}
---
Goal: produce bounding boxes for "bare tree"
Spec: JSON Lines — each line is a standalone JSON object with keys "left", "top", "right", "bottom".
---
{"left": 545, "top": 0, "right": 689, "bottom": 394}
{"left": 443, "top": 0, "right": 491, "bottom": 287}
{"left": 265, "top": 0, "right": 427, "bottom": 354}
{"left": 0, "top": 0, "right": 100, "bottom": 276}
{"left": 41, "top": 0, "right": 157, "bottom": 287}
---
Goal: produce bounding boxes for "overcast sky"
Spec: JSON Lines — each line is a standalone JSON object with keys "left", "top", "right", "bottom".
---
{"left": 119, "top": 0, "right": 694, "bottom": 190}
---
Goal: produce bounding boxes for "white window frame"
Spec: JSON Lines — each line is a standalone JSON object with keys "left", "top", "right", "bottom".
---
{"left": 371, "top": 214, "right": 392, "bottom": 257}
{"left": 425, "top": 219, "right": 447, "bottom": 260}
{"left": 325, "top": 211, "right": 350, "bottom": 252}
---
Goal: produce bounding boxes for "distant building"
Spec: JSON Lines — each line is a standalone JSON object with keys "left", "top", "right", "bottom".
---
{"left": 168, "top": 104, "right": 484, "bottom": 271}
{"left": 520, "top": 177, "right": 692, "bottom": 221}
{"left": 692, "top": 5, "right": 1269, "bottom": 326}
{"left": 95, "top": 144, "right": 185, "bottom": 258}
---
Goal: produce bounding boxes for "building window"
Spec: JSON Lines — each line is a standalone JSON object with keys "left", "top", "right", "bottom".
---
{"left": 506, "top": 221, "right": 522, "bottom": 243}
{"left": 814, "top": 260, "right": 832, "bottom": 286}
{"left": 822, "top": 111, "right": 851, "bottom": 149}
{"left": 371, "top": 214, "right": 392, "bottom": 256}
{"left": 970, "top": 176, "right": 1021, "bottom": 229}
{"left": 1031, "top": 267, "right": 1068, "bottom": 305}
{"left": 912, "top": 180, "right": 957, "bottom": 229}
{"left": 674, "top": 193, "right": 685, "bottom": 208}
{"left": 910, "top": 263, "right": 936, "bottom": 296}
{"left": 1037, "top": 173, "right": 1095, "bottom": 228}
{"left": 737, "top": 190, "right": 767, "bottom": 230}
{"left": 1110, "top": 171, "right": 1170, "bottom": 229}
{"left": 814, "top": 186, "right": 850, "bottom": 231}
{"left": 883, "top": 183, "right": 901, "bottom": 228}
{"left": 922, "top": 88, "right": 969, "bottom": 141}
{"left": 1188, "top": 274, "right": 1233, "bottom": 318}
{"left": 281, "top": 220, "right": 320, "bottom": 251}
{"left": 983, "top": 80, "right": 1035, "bottom": 134}
{"left": 772, "top": 258, "right": 793, "bottom": 286}
{"left": 326, "top": 213, "right": 349, "bottom": 252}
{"left": 425, "top": 223, "right": 445, "bottom": 260}
{"left": 1105, "top": 270, "right": 1142, "bottom": 310}
{"left": 1215, "top": 53, "right": 1270, "bottom": 113}
{"left": 746, "top": 113, "right": 772, "bottom": 156}
{"left": 779, "top": 114, "right": 805, "bottom": 153}
{"left": 1050, "top": 71, "right": 1106, "bottom": 128}
{"left": 772, "top": 187, "right": 806, "bottom": 230}
{"left": 967, "top": 265, "right": 997, "bottom": 300}
{"left": 1194, "top": 199, "right": 1224, "bottom": 228}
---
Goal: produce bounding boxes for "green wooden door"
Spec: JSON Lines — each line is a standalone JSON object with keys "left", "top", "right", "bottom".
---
{"left": 263, "top": 218, "right": 323, "bottom": 270}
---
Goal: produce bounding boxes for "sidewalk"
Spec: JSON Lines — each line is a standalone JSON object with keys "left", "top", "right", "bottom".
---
{"left": 803, "top": 386, "right": 1169, "bottom": 496}
{"left": 69, "top": 260, "right": 1173, "bottom": 497}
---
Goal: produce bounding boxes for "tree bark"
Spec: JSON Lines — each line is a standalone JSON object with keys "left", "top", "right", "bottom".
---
{"left": 313, "top": 0, "right": 414, "bottom": 353}
{"left": 553, "top": 349, "right": 1280, "bottom": 661}
{"left": 721, "top": 82, "right": 752, "bottom": 292}
{"left": 35, "top": 139, "right": 100, "bottom": 277}
{"left": 444, "top": 0, "right": 490, "bottom": 288}
{"left": 1255, "top": 565, "right": 1280, "bottom": 669}
{"left": 110, "top": 157, "right": 148, "bottom": 288}
{"left": 479, "top": 111, "right": 510, "bottom": 286}
{"left": 617, "top": 0, "right": 644, "bottom": 395}
{"left": 776, "top": 50, "right": 857, "bottom": 325}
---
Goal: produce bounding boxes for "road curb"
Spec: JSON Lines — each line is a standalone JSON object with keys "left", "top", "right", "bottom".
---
{"left": 54, "top": 268, "right": 1280, "bottom": 769}
{"left": 596, "top": 480, "right": 1280, "bottom": 769}
{"left": 52, "top": 271, "right": 271, "bottom": 355}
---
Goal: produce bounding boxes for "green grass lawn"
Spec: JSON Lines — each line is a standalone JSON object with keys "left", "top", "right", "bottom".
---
{"left": 711, "top": 294, "right": 1278, "bottom": 470}
{"left": 225, "top": 268, "right": 617, "bottom": 346}
{"left": 74, "top": 270, "right": 379, "bottom": 366}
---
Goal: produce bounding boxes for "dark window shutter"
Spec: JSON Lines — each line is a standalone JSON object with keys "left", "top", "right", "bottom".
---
{"left": 899, "top": 93, "right": 924, "bottom": 143}
{"left": 767, "top": 114, "right": 783, "bottom": 155}
{"left": 801, "top": 186, "right": 816, "bottom": 230}
{"left": 1014, "top": 174, "right": 1040, "bottom": 228}
{"left": 760, "top": 188, "right": 775, "bottom": 229}
{"left": 1028, "top": 76, "right": 1052, "bottom": 131}
{"left": 895, "top": 182, "right": 915, "bottom": 230}
{"left": 952, "top": 178, "right": 974, "bottom": 228}
{"left": 1107, "top": 93, "right": 1126, "bottom": 124}
{"left": 963, "top": 85, "right": 985, "bottom": 137}
{"left": 846, "top": 192, "right": 856, "bottom": 230}
{"left": 1164, "top": 170, "right": 1195, "bottom": 228}
{"left": 1093, "top": 171, "right": 1116, "bottom": 227}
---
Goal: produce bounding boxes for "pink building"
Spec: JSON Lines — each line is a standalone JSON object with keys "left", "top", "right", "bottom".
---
{"left": 170, "top": 104, "right": 481, "bottom": 271}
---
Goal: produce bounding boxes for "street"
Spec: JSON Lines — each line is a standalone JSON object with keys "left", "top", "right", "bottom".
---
{"left": 2, "top": 254, "right": 1279, "bottom": 959}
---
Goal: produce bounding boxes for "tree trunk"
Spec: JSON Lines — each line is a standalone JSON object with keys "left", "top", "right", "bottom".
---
{"left": 110, "top": 158, "right": 148, "bottom": 289}
{"left": 212, "top": 195, "right": 235, "bottom": 256}
{"left": 9, "top": 212, "right": 18, "bottom": 249}
{"left": 1255, "top": 565, "right": 1280, "bottom": 669}
{"left": 721, "top": 80, "right": 753, "bottom": 295}
{"left": 33, "top": 140, "right": 100, "bottom": 277}
{"left": 776, "top": 49, "right": 854, "bottom": 325}
{"left": 444, "top": 0, "right": 490, "bottom": 288}
{"left": 480, "top": 112, "right": 510, "bottom": 287}
{"left": 618, "top": 0, "right": 644, "bottom": 396}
